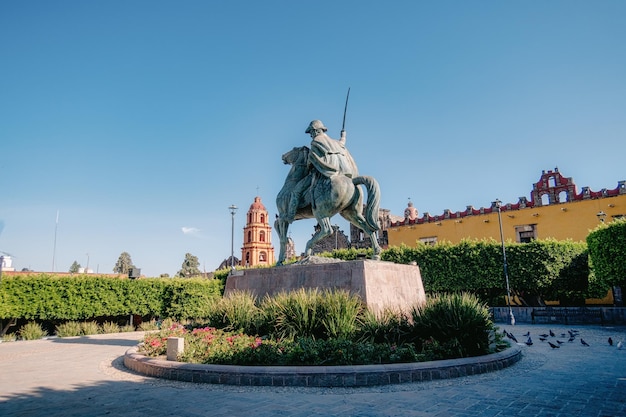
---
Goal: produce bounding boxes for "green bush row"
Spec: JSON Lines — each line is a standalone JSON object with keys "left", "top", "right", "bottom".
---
{"left": 0, "top": 275, "right": 223, "bottom": 321}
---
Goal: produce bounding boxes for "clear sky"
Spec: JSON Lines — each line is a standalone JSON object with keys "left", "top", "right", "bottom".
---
{"left": 1, "top": 1, "right": 625, "bottom": 277}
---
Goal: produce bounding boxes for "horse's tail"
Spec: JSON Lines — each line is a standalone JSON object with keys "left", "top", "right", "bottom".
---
{"left": 352, "top": 176, "right": 381, "bottom": 231}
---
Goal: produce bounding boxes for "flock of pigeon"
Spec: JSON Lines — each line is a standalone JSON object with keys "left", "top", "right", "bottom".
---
{"left": 503, "top": 328, "right": 624, "bottom": 350}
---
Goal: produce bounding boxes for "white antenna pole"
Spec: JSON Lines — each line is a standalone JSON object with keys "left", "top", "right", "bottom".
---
{"left": 52, "top": 210, "right": 59, "bottom": 272}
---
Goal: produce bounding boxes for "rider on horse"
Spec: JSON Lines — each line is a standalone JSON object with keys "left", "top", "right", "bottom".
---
{"left": 285, "top": 120, "right": 359, "bottom": 223}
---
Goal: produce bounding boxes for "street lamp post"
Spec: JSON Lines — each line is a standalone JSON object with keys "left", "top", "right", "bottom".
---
{"left": 229, "top": 205, "right": 238, "bottom": 272}
{"left": 495, "top": 199, "right": 515, "bottom": 326}
{"left": 334, "top": 224, "right": 339, "bottom": 250}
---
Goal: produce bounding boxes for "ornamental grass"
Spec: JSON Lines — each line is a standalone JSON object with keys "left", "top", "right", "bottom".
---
{"left": 139, "top": 290, "right": 497, "bottom": 366}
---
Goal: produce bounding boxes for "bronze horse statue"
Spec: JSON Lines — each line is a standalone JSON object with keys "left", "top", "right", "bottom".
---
{"left": 275, "top": 146, "right": 382, "bottom": 265}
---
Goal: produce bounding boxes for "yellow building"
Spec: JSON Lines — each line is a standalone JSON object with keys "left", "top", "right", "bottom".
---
{"left": 388, "top": 168, "right": 626, "bottom": 246}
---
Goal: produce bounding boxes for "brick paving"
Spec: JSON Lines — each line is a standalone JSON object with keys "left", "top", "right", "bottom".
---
{"left": 0, "top": 324, "right": 625, "bottom": 416}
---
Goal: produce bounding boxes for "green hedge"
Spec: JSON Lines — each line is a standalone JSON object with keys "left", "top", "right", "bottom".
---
{"left": 0, "top": 275, "right": 223, "bottom": 321}
{"left": 380, "top": 239, "right": 589, "bottom": 303}
{"left": 587, "top": 218, "right": 626, "bottom": 291}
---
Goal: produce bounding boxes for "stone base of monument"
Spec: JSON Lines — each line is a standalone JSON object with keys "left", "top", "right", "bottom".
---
{"left": 224, "top": 259, "right": 426, "bottom": 314}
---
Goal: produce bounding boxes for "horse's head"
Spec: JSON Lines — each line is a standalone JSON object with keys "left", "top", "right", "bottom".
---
{"left": 282, "top": 146, "right": 309, "bottom": 165}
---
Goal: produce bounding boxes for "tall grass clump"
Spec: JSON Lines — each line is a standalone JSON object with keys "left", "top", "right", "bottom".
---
{"left": 19, "top": 322, "right": 48, "bottom": 340}
{"left": 80, "top": 321, "right": 101, "bottom": 335}
{"left": 101, "top": 321, "right": 121, "bottom": 334}
{"left": 210, "top": 291, "right": 263, "bottom": 335}
{"left": 318, "top": 290, "right": 363, "bottom": 339}
{"left": 357, "top": 308, "right": 411, "bottom": 345}
{"left": 410, "top": 292, "right": 493, "bottom": 358}
{"left": 262, "top": 288, "right": 323, "bottom": 339}
{"left": 55, "top": 321, "right": 83, "bottom": 337}
{"left": 261, "top": 289, "right": 364, "bottom": 340}
{"left": 138, "top": 319, "right": 159, "bottom": 331}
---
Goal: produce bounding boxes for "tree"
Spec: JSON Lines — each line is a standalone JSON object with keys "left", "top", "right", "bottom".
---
{"left": 69, "top": 261, "right": 81, "bottom": 273}
{"left": 177, "top": 253, "right": 202, "bottom": 278}
{"left": 113, "top": 252, "right": 134, "bottom": 274}
{"left": 587, "top": 218, "right": 626, "bottom": 292}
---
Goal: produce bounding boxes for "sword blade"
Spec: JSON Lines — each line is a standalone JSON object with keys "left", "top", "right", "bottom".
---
{"left": 342, "top": 87, "right": 350, "bottom": 131}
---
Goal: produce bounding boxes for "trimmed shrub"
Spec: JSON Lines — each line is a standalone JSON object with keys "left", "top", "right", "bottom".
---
{"left": 381, "top": 239, "right": 590, "bottom": 305}
{"left": 0, "top": 275, "right": 223, "bottom": 321}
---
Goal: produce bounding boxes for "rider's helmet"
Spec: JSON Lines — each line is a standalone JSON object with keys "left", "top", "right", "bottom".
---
{"left": 305, "top": 120, "right": 328, "bottom": 134}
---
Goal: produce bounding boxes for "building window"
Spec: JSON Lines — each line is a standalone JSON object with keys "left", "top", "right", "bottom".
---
{"left": 259, "top": 251, "right": 267, "bottom": 262}
{"left": 247, "top": 230, "right": 252, "bottom": 243}
{"left": 260, "top": 231, "right": 265, "bottom": 242}
{"left": 419, "top": 236, "right": 437, "bottom": 246}
{"left": 541, "top": 194, "right": 550, "bottom": 206}
{"left": 515, "top": 225, "right": 537, "bottom": 243}
{"left": 260, "top": 214, "right": 265, "bottom": 224}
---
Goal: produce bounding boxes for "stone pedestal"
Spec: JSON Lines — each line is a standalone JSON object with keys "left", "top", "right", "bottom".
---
{"left": 224, "top": 260, "right": 426, "bottom": 314}
{"left": 167, "top": 337, "right": 184, "bottom": 361}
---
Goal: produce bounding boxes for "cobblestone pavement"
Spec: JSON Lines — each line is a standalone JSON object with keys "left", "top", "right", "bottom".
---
{"left": 0, "top": 324, "right": 625, "bottom": 416}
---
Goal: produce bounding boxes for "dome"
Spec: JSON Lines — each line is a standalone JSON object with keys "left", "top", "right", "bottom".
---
{"left": 249, "top": 196, "right": 266, "bottom": 211}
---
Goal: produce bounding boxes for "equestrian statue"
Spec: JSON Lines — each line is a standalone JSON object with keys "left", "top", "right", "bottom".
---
{"left": 275, "top": 117, "right": 382, "bottom": 265}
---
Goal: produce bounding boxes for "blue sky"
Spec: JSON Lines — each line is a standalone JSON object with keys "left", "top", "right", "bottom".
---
{"left": 1, "top": 1, "right": 625, "bottom": 277}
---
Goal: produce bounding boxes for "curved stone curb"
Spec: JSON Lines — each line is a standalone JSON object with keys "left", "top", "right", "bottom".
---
{"left": 124, "top": 344, "right": 522, "bottom": 387}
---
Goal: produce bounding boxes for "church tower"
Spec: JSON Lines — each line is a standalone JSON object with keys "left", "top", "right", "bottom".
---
{"left": 241, "top": 196, "right": 275, "bottom": 267}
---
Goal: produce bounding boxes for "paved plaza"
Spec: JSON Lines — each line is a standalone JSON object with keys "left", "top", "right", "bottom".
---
{"left": 0, "top": 324, "right": 625, "bottom": 416}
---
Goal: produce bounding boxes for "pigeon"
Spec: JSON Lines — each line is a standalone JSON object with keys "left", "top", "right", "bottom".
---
{"left": 549, "top": 329, "right": 555, "bottom": 337}
{"left": 556, "top": 340, "right": 564, "bottom": 345}
{"left": 608, "top": 337, "right": 613, "bottom": 346}
{"left": 560, "top": 333, "right": 567, "bottom": 338}
{"left": 539, "top": 337, "right": 547, "bottom": 342}
{"left": 525, "top": 337, "right": 533, "bottom": 346}
{"left": 539, "top": 334, "right": 549, "bottom": 338}
{"left": 581, "top": 338, "right": 590, "bottom": 346}
{"left": 523, "top": 332, "right": 530, "bottom": 337}
{"left": 506, "top": 332, "right": 518, "bottom": 343}
{"left": 618, "top": 341, "right": 624, "bottom": 350}
{"left": 568, "top": 336, "right": 575, "bottom": 342}
{"left": 548, "top": 341, "right": 560, "bottom": 349}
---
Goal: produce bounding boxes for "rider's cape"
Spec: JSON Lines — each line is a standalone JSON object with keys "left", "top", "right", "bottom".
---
{"left": 308, "top": 134, "right": 359, "bottom": 179}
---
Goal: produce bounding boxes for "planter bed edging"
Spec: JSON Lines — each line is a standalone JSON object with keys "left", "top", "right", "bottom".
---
{"left": 123, "top": 344, "right": 522, "bottom": 387}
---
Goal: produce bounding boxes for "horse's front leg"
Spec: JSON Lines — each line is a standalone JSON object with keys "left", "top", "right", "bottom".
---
{"left": 274, "top": 218, "right": 289, "bottom": 265}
